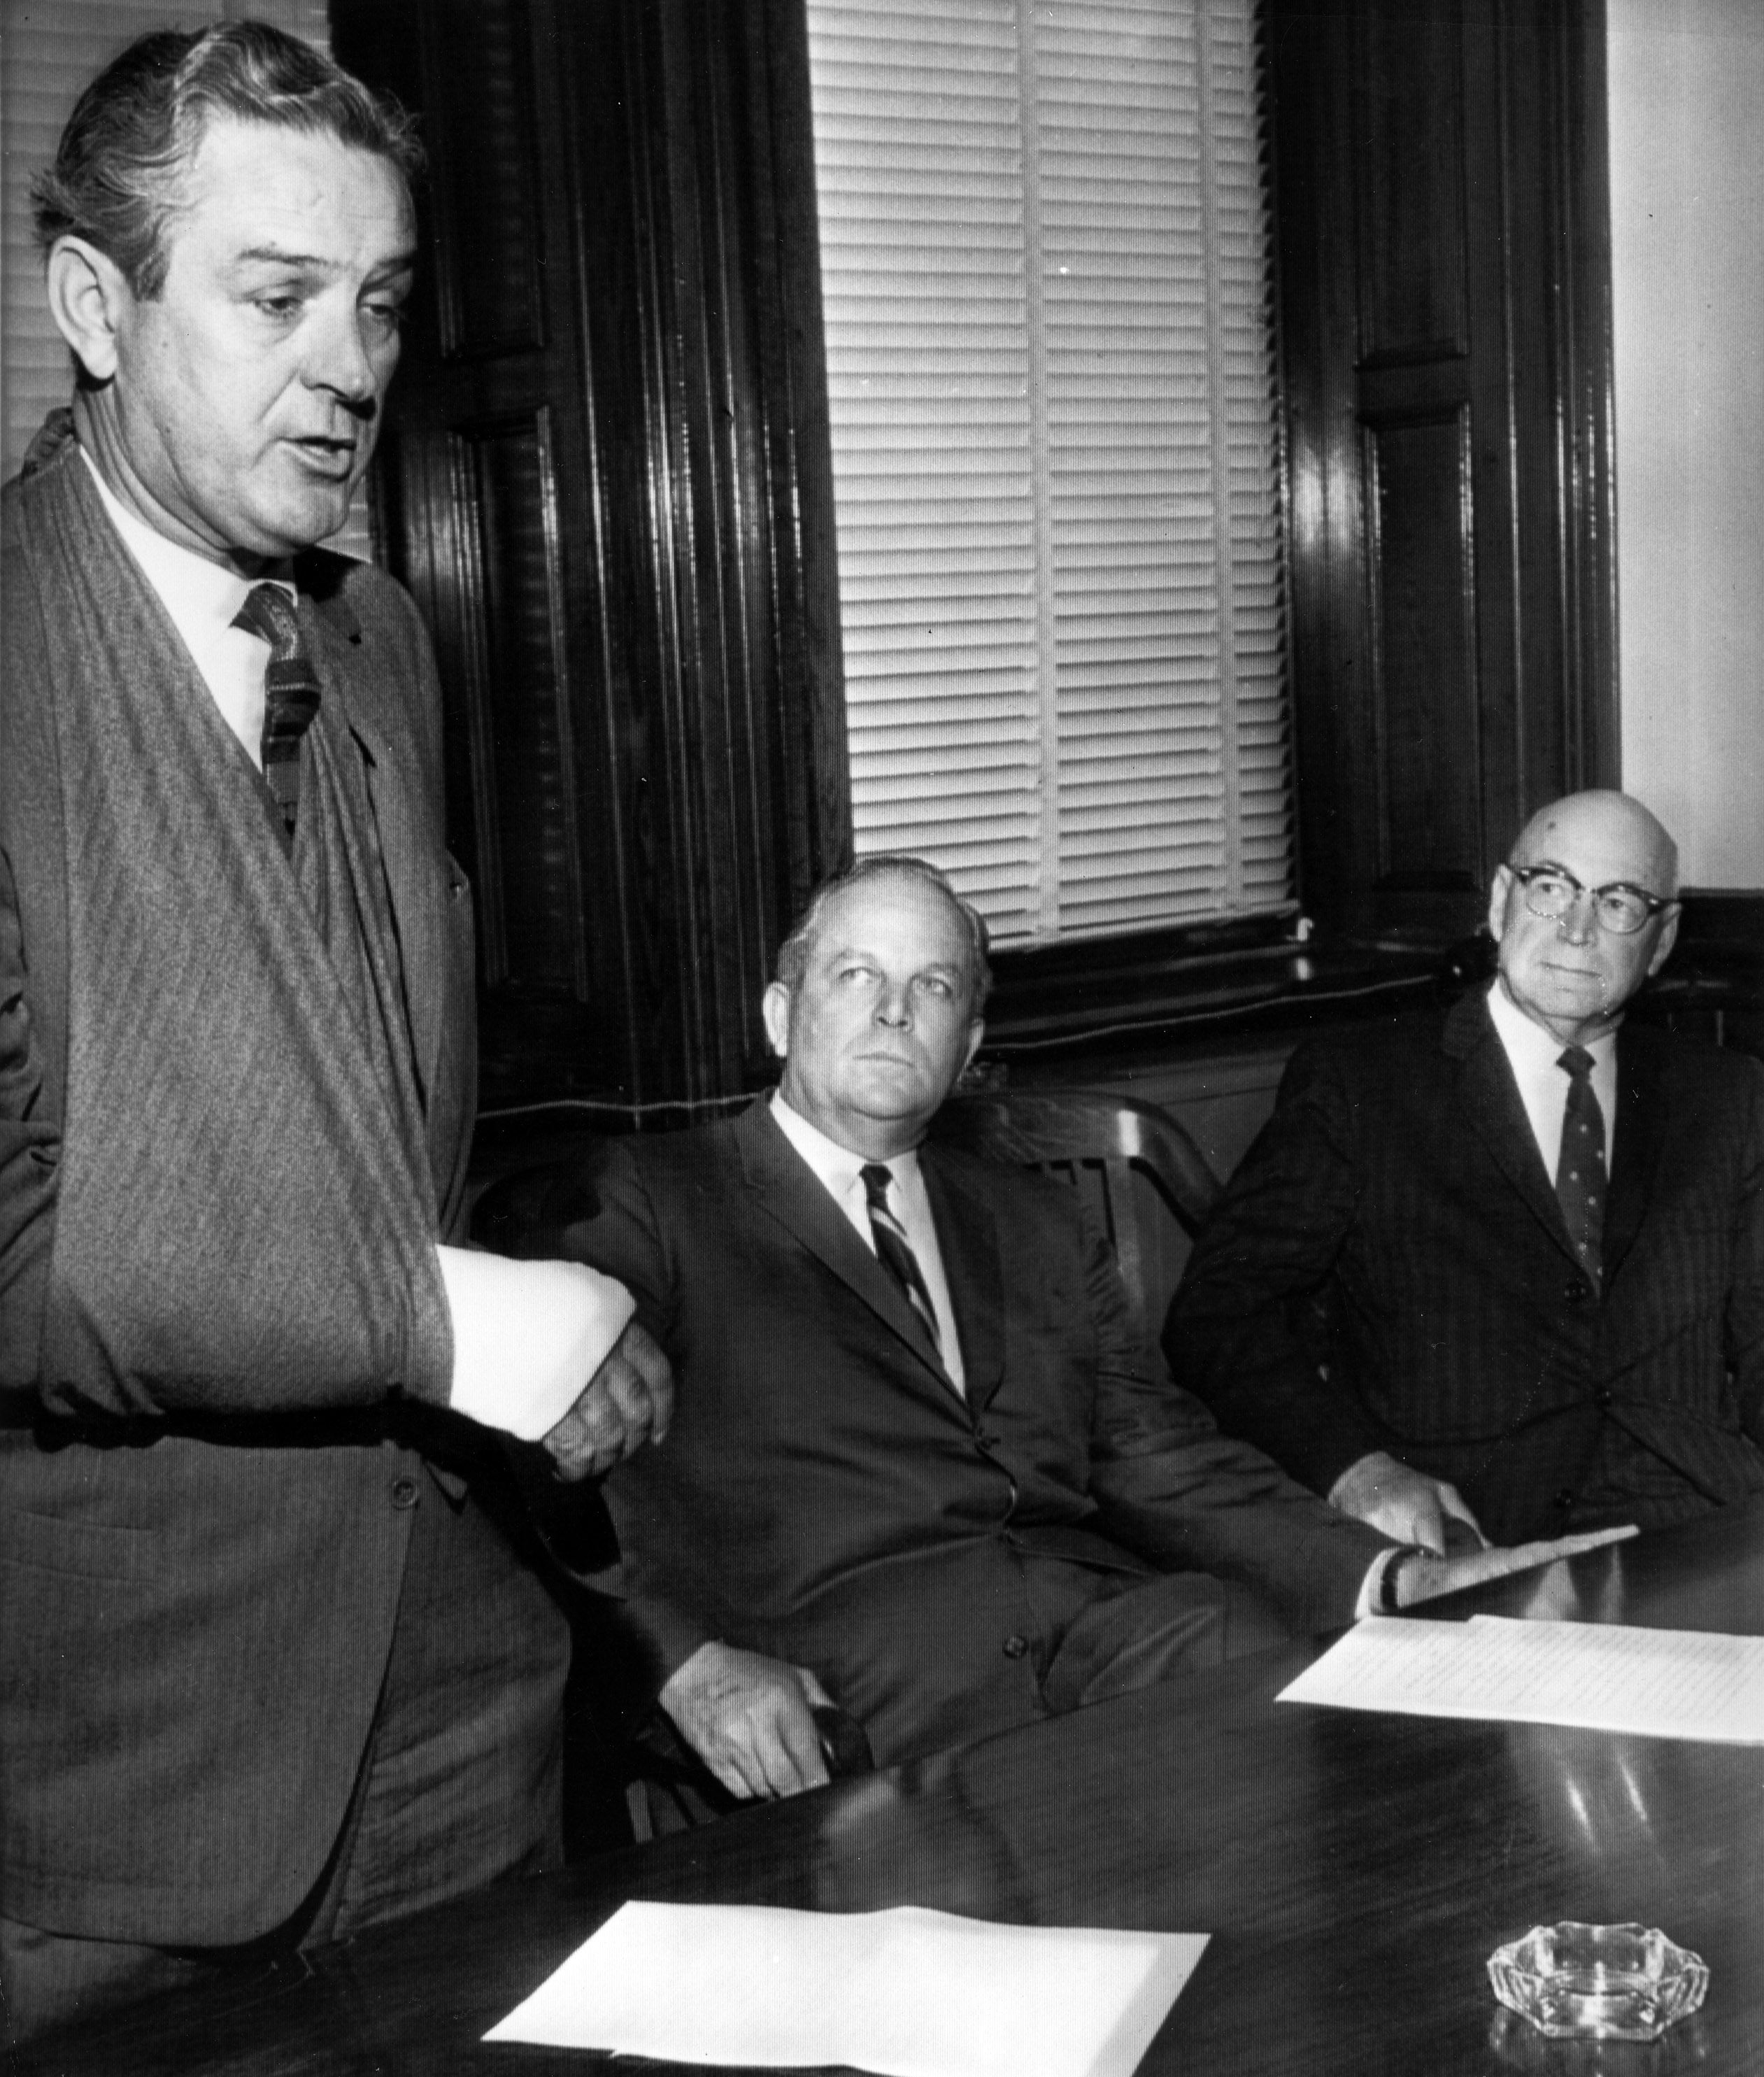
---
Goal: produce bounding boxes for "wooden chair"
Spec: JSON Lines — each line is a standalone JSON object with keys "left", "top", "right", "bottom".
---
{"left": 932, "top": 1087, "right": 1222, "bottom": 1347}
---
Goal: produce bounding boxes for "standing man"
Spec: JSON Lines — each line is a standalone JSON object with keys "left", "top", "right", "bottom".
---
{"left": 0, "top": 24, "right": 668, "bottom": 2045}
{"left": 1168, "top": 791, "right": 1764, "bottom": 1550}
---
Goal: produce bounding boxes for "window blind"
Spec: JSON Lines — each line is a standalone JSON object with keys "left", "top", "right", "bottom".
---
{"left": 806, "top": 0, "right": 1294, "bottom": 945}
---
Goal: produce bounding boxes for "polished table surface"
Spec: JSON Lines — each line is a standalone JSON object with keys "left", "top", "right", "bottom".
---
{"left": 27, "top": 1499, "right": 1764, "bottom": 2077}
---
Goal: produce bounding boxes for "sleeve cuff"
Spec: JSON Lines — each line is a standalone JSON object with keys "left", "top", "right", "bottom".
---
{"left": 436, "top": 1244, "right": 636, "bottom": 1441}
{"left": 1355, "top": 1546, "right": 1400, "bottom": 1621}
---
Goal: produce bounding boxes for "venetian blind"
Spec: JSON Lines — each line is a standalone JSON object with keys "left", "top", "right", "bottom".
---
{"left": 806, "top": 0, "right": 1293, "bottom": 946}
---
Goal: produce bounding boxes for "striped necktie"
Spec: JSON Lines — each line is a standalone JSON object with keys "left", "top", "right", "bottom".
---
{"left": 232, "top": 583, "right": 321, "bottom": 837}
{"left": 860, "top": 1162, "right": 941, "bottom": 1356}
{"left": 1555, "top": 1044, "right": 1606, "bottom": 1283}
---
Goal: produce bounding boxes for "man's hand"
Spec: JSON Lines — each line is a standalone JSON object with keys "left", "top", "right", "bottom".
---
{"left": 659, "top": 1640, "right": 834, "bottom": 1800}
{"left": 1393, "top": 1524, "right": 1638, "bottom": 1608}
{"left": 1330, "top": 1449, "right": 1488, "bottom": 1554}
{"left": 539, "top": 1319, "right": 673, "bottom": 1483}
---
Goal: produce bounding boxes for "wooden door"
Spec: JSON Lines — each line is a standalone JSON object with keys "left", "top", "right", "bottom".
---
{"left": 1272, "top": 0, "right": 1616, "bottom": 944}
{"left": 332, "top": 0, "right": 846, "bottom": 1114}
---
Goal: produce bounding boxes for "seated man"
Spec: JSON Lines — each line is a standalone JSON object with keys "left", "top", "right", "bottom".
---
{"left": 1166, "top": 789, "right": 1764, "bottom": 1554}
{"left": 550, "top": 857, "right": 1618, "bottom": 1799}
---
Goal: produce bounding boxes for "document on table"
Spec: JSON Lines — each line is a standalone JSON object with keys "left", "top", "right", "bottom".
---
{"left": 1279, "top": 1615, "right": 1764, "bottom": 1741}
{"left": 483, "top": 1900, "right": 1209, "bottom": 2077}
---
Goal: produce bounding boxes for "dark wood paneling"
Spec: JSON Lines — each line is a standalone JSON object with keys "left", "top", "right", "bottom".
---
{"left": 1365, "top": 409, "right": 1482, "bottom": 889}
{"left": 425, "top": 0, "right": 545, "bottom": 360}
{"left": 455, "top": 411, "right": 585, "bottom": 995}
{"left": 1273, "top": 0, "right": 1616, "bottom": 946}
{"left": 1356, "top": 9, "right": 1468, "bottom": 365}
{"left": 333, "top": 0, "right": 847, "bottom": 1114}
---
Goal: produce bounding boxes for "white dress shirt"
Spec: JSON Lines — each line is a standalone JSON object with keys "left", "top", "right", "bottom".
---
{"left": 1486, "top": 977, "right": 1618, "bottom": 1175}
{"left": 769, "top": 1091, "right": 966, "bottom": 1393}
{"left": 79, "top": 441, "right": 627, "bottom": 1441}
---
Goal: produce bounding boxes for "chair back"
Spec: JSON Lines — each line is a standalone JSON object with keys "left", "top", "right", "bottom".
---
{"left": 469, "top": 1129, "right": 610, "bottom": 1255}
{"left": 933, "top": 1088, "right": 1220, "bottom": 1347}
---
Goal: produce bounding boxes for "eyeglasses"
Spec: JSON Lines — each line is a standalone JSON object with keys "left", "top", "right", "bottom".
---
{"left": 1507, "top": 863, "right": 1674, "bottom": 936}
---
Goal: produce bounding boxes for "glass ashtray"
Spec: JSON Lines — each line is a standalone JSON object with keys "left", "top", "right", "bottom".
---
{"left": 1488, "top": 1921, "right": 1708, "bottom": 2042}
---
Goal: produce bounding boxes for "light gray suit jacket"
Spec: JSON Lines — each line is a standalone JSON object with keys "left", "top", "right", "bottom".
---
{"left": 0, "top": 423, "right": 498, "bottom": 1944}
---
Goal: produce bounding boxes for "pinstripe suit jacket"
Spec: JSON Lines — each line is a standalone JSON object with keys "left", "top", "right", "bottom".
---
{"left": 0, "top": 437, "right": 498, "bottom": 1945}
{"left": 1165, "top": 991, "right": 1764, "bottom": 1545}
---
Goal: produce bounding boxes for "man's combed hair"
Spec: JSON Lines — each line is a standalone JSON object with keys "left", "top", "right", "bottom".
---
{"left": 774, "top": 856, "right": 993, "bottom": 1010}
{"left": 31, "top": 21, "right": 423, "bottom": 299}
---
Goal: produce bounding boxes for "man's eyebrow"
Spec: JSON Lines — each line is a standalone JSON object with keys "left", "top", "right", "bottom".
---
{"left": 230, "top": 244, "right": 418, "bottom": 276}
{"left": 1522, "top": 857, "right": 1664, "bottom": 895}
{"left": 232, "top": 246, "right": 337, "bottom": 271}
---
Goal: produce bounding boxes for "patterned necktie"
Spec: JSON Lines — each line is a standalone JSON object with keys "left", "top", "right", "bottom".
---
{"left": 1555, "top": 1045, "right": 1607, "bottom": 1283}
{"left": 860, "top": 1162, "right": 941, "bottom": 1357}
{"left": 232, "top": 583, "right": 321, "bottom": 837}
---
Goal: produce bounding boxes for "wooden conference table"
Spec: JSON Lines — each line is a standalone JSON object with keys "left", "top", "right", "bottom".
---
{"left": 28, "top": 1499, "right": 1764, "bottom": 2077}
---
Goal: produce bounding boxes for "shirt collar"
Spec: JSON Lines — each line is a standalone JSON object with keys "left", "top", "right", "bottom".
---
{"left": 1486, "top": 974, "right": 1618, "bottom": 1072}
{"left": 769, "top": 1089, "right": 924, "bottom": 1196}
{"left": 78, "top": 443, "right": 294, "bottom": 630}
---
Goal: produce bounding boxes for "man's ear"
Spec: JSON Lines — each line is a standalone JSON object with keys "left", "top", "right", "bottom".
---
{"left": 761, "top": 981, "right": 792, "bottom": 1060}
{"left": 46, "top": 235, "right": 131, "bottom": 383}
{"left": 962, "top": 1020, "right": 984, "bottom": 1075}
{"left": 1487, "top": 865, "right": 1514, "bottom": 945}
{"left": 1648, "top": 904, "right": 1682, "bottom": 978}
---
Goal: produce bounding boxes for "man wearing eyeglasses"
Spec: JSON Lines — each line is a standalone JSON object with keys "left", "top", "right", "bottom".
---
{"left": 1165, "top": 790, "right": 1764, "bottom": 1552}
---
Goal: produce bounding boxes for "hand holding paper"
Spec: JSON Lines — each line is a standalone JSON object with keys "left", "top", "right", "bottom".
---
{"left": 1393, "top": 1522, "right": 1637, "bottom": 1608}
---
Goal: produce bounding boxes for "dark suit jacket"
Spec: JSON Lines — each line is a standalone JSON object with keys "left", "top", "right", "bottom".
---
{"left": 0, "top": 432, "right": 523, "bottom": 1945}
{"left": 555, "top": 1100, "right": 1388, "bottom": 1768}
{"left": 1165, "top": 991, "right": 1764, "bottom": 1545}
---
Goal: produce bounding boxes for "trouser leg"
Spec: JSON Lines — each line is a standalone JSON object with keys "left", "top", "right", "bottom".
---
{"left": 0, "top": 1915, "right": 218, "bottom": 2051}
{"left": 1, "top": 1475, "right": 569, "bottom": 2050}
{"left": 1041, "top": 1569, "right": 1292, "bottom": 1717}
{"left": 297, "top": 1467, "right": 570, "bottom": 1946}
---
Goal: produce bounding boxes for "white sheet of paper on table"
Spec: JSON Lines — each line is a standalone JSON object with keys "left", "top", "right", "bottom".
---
{"left": 1277, "top": 1614, "right": 1764, "bottom": 1742}
{"left": 483, "top": 1899, "right": 1208, "bottom": 2077}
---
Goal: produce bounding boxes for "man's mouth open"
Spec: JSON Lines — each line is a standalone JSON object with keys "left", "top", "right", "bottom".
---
{"left": 287, "top": 435, "right": 357, "bottom": 478}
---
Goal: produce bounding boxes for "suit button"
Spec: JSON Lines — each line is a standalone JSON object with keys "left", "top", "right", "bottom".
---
{"left": 1564, "top": 1280, "right": 1591, "bottom": 1305}
{"left": 1595, "top": 1387, "right": 1614, "bottom": 1408}
{"left": 977, "top": 1431, "right": 1002, "bottom": 1449}
{"left": 1002, "top": 1634, "right": 1029, "bottom": 1659}
{"left": 390, "top": 1476, "right": 420, "bottom": 1510}
{"left": 1553, "top": 1487, "right": 1576, "bottom": 1512}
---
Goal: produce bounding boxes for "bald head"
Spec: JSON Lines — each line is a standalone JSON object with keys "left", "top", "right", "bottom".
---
{"left": 1509, "top": 791, "right": 1679, "bottom": 898}
{"left": 1488, "top": 791, "right": 1681, "bottom": 1047}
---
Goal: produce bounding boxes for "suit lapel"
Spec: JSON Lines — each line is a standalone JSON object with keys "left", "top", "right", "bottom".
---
{"left": 923, "top": 1148, "right": 1006, "bottom": 1410}
{"left": 734, "top": 1103, "right": 962, "bottom": 1398}
{"left": 1446, "top": 989, "right": 1580, "bottom": 1266}
{"left": 1605, "top": 1024, "right": 1668, "bottom": 1279}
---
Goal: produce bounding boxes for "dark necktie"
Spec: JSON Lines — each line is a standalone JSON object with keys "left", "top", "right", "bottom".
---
{"left": 232, "top": 583, "right": 321, "bottom": 837}
{"left": 1555, "top": 1045, "right": 1607, "bottom": 1282}
{"left": 860, "top": 1162, "right": 941, "bottom": 1357}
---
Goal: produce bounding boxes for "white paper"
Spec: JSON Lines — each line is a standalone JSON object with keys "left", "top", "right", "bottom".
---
{"left": 483, "top": 1900, "right": 1208, "bottom": 2077}
{"left": 1278, "top": 1615, "right": 1764, "bottom": 1741}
